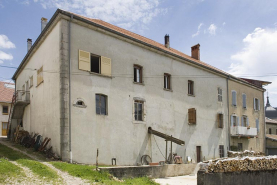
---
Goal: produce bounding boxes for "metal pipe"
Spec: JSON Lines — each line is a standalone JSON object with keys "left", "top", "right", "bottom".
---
{"left": 171, "top": 135, "right": 173, "bottom": 164}
{"left": 227, "top": 76, "right": 230, "bottom": 151}
{"left": 69, "top": 14, "right": 73, "bottom": 163}
{"left": 165, "top": 140, "right": 167, "bottom": 163}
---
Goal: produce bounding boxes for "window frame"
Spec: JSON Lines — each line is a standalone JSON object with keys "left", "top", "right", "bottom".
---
{"left": 95, "top": 94, "right": 108, "bottom": 115}
{"left": 188, "top": 108, "right": 196, "bottom": 124}
{"left": 2, "top": 105, "right": 9, "bottom": 115}
{"left": 188, "top": 80, "right": 194, "bottom": 96}
{"left": 164, "top": 73, "right": 171, "bottom": 90}
{"left": 133, "top": 64, "right": 143, "bottom": 84}
{"left": 134, "top": 100, "right": 144, "bottom": 121}
{"left": 218, "top": 88, "right": 222, "bottom": 102}
{"left": 242, "top": 93, "right": 247, "bottom": 109}
{"left": 218, "top": 113, "right": 223, "bottom": 128}
{"left": 231, "top": 90, "right": 237, "bottom": 106}
{"left": 269, "top": 128, "right": 272, "bottom": 134}
{"left": 219, "top": 145, "right": 224, "bottom": 158}
{"left": 254, "top": 98, "right": 260, "bottom": 111}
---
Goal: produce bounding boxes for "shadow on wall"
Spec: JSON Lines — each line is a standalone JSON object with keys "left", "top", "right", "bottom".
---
{"left": 207, "top": 117, "right": 222, "bottom": 159}
{"left": 135, "top": 131, "right": 149, "bottom": 165}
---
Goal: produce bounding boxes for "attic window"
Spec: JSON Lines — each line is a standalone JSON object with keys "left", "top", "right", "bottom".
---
{"left": 77, "top": 100, "right": 84, "bottom": 106}
{"left": 73, "top": 99, "right": 87, "bottom": 108}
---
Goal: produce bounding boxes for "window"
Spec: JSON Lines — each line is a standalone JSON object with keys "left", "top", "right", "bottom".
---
{"left": 134, "top": 65, "right": 143, "bottom": 83}
{"left": 232, "top": 91, "right": 237, "bottom": 106}
{"left": 134, "top": 100, "right": 144, "bottom": 121}
{"left": 269, "top": 128, "right": 272, "bottom": 134}
{"left": 242, "top": 94, "right": 246, "bottom": 108}
{"left": 218, "top": 88, "right": 222, "bottom": 102}
{"left": 231, "top": 115, "right": 239, "bottom": 126}
{"left": 164, "top": 73, "right": 171, "bottom": 90}
{"left": 218, "top": 113, "right": 223, "bottom": 128}
{"left": 30, "top": 76, "right": 33, "bottom": 88}
{"left": 241, "top": 116, "right": 248, "bottom": 127}
{"left": 238, "top": 143, "right": 243, "bottom": 151}
{"left": 188, "top": 108, "right": 196, "bottom": 124}
{"left": 2, "top": 106, "right": 8, "bottom": 114}
{"left": 219, "top": 145, "right": 224, "bottom": 158}
{"left": 95, "top": 94, "right": 107, "bottom": 115}
{"left": 188, "top": 80, "right": 194, "bottom": 95}
{"left": 256, "top": 119, "right": 259, "bottom": 132}
{"left": 78, "top": 50, "right": 111, "bottom": 76}
{"left": 37, "top": 66, "right": 43, "bottom": 86}
{"left": 22, "top": 84, "right": 25, "bottom": 95}
{"left": 254, "top": 98, "right": 260, "bottom": 111}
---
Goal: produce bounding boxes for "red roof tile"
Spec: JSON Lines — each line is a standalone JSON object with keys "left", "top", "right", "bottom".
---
{"left": 0, "top": 81, "right": 14, "bottom": 103}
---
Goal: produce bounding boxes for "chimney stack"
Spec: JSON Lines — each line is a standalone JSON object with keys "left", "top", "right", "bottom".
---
{"left": 164, "top": 34, "right": 170, "bottom": 49}
{"left": 27, "top": 38, "right": 32, "bottom": 52}
{"left": 191, "top": 44, "right": 200, "bottom": 60}
{"left": 41, "top": 17, "right": 48, "bottom": 32}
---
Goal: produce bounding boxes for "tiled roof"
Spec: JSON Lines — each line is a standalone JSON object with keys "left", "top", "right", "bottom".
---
{"left": 0, "top": 81, "right": 14, "bottom": 103}
{"left": 266, "top": 117, "right": 277, "bottom": 124}
{"left": 266, "top": 134, "right": 277, "bottom": 141}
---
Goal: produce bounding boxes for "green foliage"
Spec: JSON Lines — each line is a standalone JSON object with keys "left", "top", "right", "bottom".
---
{"left": 0, "top": 158, "right": 25, "bottom": 182}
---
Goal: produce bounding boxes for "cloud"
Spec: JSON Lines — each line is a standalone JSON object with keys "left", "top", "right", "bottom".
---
{"left": 192, "top": 23, "right": 203, "bottom": 38}
{"left": 0, "top": 60, "right": 3, "bottom": 64}
{"left": 0, "top": 35, "right": 16, "bottom": 49}
{"left": 208, "top": 24, "right": 217, "bottom": 35}
{"left": 33, "top": 0, "right": 167, "bottom": 30}
{"left": 228, "top": 27, "right": 277, "bottom": 105}
{"left": 0, "top": 51, "right": 13, "bottom": 61}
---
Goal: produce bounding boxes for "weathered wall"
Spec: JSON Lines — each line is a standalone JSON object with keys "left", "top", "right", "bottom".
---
{"left": 15, "top": 21, "right": 61, "bottom": 155}
{"left": 0, "top": 103, "right": 10, "bottom": 136}
{"left": 266, "top": 123, "right": 277, "bottom": 135}
{"left": 198, "top": 170, "right": 277, "bottom": 185}
{"left": 228, "top": 80, "right": 265, "bottom": 152}
{"left": 69, "top": 20, "right": 229, "bottom": 165}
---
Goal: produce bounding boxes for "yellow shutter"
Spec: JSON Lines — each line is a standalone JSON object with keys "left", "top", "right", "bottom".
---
{"left": 37, "top": 66, "right": 43, "bottom": 85}
{"left": 79, "top": 50, "right": 90, "bottom": 71}
{"left": 188, "top": 108, "right": 196, "bottom": 124}
{"left": 100, "top": 56, "right": 111, "bottom": 76}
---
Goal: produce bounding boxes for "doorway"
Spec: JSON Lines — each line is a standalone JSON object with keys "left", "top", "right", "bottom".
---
{"left": 196, "top": 146, "right": 201, "bottom": 163}
{"left": 2, "top": 122, "right": 8, "bottom": 136}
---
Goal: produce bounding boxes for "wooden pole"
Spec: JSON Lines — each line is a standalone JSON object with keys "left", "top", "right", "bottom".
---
{"left": 171, "top": 135, "right": 173, "bottom": 164}
{"left": 96, "top": 148, "right": 99, "bottom": 171}
{"left": 165, "top": 140, "right": 168, "bottom": 163}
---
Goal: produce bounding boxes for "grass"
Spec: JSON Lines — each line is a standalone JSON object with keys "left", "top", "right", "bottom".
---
{"left": 51, "top": 161, "right": 158, "bottom": 185}
{"left": 0, "top": 158, "right": 25, "bottom": 183}
{"left": 0, "top": 143, "right": 59, "bottom": 182}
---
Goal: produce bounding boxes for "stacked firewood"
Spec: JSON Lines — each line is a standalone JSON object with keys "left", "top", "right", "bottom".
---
{"left": 200, "top": 156, "right": 277, "bottom": 173}
{"left": 228, "top": 150, "right": 265, "bottom": 158}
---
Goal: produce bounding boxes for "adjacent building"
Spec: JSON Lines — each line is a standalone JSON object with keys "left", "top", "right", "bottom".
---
{"left": 0, "top": 81, "right": 14, "bottom": 137}
{"left": 9, "top": 9, "right": 268, "bottom": 165}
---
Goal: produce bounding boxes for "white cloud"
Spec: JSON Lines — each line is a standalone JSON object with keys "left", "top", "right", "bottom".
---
{"left": 192, "top": 23, "right": 203, "bottom": 38}
{"left": 0, "top": 60, "right": 3, "bottom": 64}
{"left": 208, "top": 24, "right": 217, "bottom": 35}
{"left": 228, "top": 27, "right": 277, "bottom": 105}
{"left": 0, "top": 35, "right": 15, "bottom": 49}
{"left": 34, "top": 0, "right": 167, "bottom": 30}
{"left": 0, "top": 51, "right": 13, "bottom": 61}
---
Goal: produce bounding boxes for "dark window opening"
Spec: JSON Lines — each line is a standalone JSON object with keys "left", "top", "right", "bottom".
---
{"left": 134, "top": 100, "right": 143, "bottom": 121}
{"left": 218, "top": 88, "right": 222, "bottom": 102}
{"left": 91, "top": 55, "right": 100, "bottom": 73}
{"left": 218, "top": 114, "right": 223, "bottom": 128}
{"left": 77, "top": 100, "right": 84, "bottom": 106}
{"left": 134, "top": 65, "right": 143, "bottom": 83}
{"left": 164, "top": 73, "right": 171, "bottom": 90}
{"left": 269, "top": 128, "right": 272, "bottom": 134}
{"left": 96, "top": 94, "right": 107, "bottom": 115}
{"left": 188, "top": 80, "right": 194, "bottom": 95}
{"left": 2, "top": 106, "right": 8, "bottom": 114}
{"left": 219, "top": 145, "right": 224, "bottom": 158}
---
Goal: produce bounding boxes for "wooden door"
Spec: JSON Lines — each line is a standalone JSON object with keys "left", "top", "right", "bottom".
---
{"left": 2, "top": 122, "right": 8, "bottom": 136}
{"left": 196, "top": 146, "right": 201, "bottom": 163}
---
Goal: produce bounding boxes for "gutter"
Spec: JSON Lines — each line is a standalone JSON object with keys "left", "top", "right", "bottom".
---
{"left": 227, "top": 76, "right": 230, "bottom": 151}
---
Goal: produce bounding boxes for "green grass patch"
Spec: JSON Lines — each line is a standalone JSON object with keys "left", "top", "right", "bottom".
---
{"left": 17, "top": 159, "right": 59, "bottom": 181}
{"left": 0, "top": 143, "right": 31, "bottom": 160}
{"left": 51, "top": 162, "right": 158, "bottom": 184}
{"left": 0, "top": 158, "right": 25, "bottom": 183}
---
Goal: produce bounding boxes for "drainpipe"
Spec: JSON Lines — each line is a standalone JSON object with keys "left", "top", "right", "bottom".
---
{"left": 69, "top": 14, "right": 73, "bottom": 163}
{"left": 263, "top": 91, "right": 266, "bottom": 154}
{"left": 227, "top": 76, "right": 230, "bottom": 151}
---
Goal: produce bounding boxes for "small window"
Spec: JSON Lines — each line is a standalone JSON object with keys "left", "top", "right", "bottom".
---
{"left": 254, "top": 98, "right": 260, "bottom": 111}
{"left": 232, "top": 91, "right": 237, "bottom": 106}
{"left": 30, "top": 76, "right": 33, "bottom": 88}
{"left": 2, "top": 106, "right": 8, "bottom": 114}
{"left": 219, "top": 145, "right": 224, "bottom": 158}
{"left": 77, "top": 100, "right": 85, "bottom": 106}
{"left": 134, "top": 65, "right": 143, "bottom": 83}
{"left": 269, "top": 128, "right": 272, "bottom": 134}
{"left": 164, "top": 73, "right": 171, "bottom": 90}
{"left": 241, "top": 116, "right": 248, "bottom": 127}
{"left": 134, "top": 100, "right": 144, "bottom": 121}
{"left": 188, "top": 80, "right": 194, "bottom": 95}
{"left": 242, "top": 94, "right": 246, "bottom": 108}
{"left": 231, "top": 115, "right": 238, "bottom": 126}
{"left": 188, "top": 108, "right": 196, "bottom": 124}
{"left": 218, "top": 88, "right": 222, "bottom": 102}
{"left": 256, "top": 119, "right": 259, "bottom": 132}
{"left": 22, "top": 84, "right": 25, "bottom": 95}
{"left": 91, "top": 54, "right": 100, "bottom": 74}
{"left": 218, "top": 113, "right": 223, "bottom": 128}
{"left": 37, "top": 66, "right": 43, "bottom": 86}
{"left": 95, "top": 94, "right": 107, "bottom": 115}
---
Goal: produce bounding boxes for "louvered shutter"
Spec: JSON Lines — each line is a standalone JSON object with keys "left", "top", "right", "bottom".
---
{"left": 232, "top": 91, "right": 236, "bottom": 106}
{"left": 253, "top": 98, "right": 256, "bottom": 110}
{"left": 256, "top": 119, "right": 259, "bottom": 132}
{"left": 258, "top": 99, "right": 260, "bottom": 110}
{"left": 243, "top": 94, "right": 246, "bottom": 108}
{"left": 101, "top": 56, "right": 111, "bottom": 76}
{"left": 79, "top": 50, "right": 91, "bottom": 71}
{"left": 237, "top": 116, "right": 239, "bottom": 127}
{"left": 247, "top": 117, "right": 249, "bottom": 127}
{"left": 188, "top": 108, "right": 196, "bottom": 124}
{"left": 241, "top": 117, "right": 244, "bottom": 126}
{"left": 231, "top": 116, "right": 234, "bottom": 127}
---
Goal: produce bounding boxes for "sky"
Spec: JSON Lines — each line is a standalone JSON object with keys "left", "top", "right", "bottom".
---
{"left": 0, "top": 0, "right": 277, "bottom": 105}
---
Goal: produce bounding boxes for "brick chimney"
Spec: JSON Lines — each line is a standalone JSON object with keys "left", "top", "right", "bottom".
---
{"left": 41, "top": 17, "right": 48, "bottom": 32}
{"left": 164, "top": 34, "right": 170, "bottom": 49}
{"left": 191, "top": 44, "right": 200, "bottom": 60}
{"left": 27, "top": 38, "right": 32, "bottom": 52}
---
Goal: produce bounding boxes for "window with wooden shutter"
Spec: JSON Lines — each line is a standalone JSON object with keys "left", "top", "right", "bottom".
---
{"left": 218, "top": 113, "right": 223, "bottom": 128}
{"left": 101, "top": 56, "right": 111, "bottom": 76}
{"left": 256, "top": 119, "right": 259, "bottom": 132}
{"left": 242, "top": 94, "right": 246, "bottom": 108}
{"left": 218, "top": 88, "right": 222, "bottom": 102}
{"left": 37, "top": 66, "right": 43, "bottom": 86}
{"left": 188, "top": 108, "right": 196, "bottom": 124}
{"left": 219, "top": 145, "right": 224, "bottom": 158}
{"left": 79, "top": 50, "right": 91, "bottom": 71}
{"left": 232, "top": 91, "right": 237, "bottom": 106}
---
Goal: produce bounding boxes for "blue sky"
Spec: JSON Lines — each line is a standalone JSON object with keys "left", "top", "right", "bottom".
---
{"left": 1, "top": 0, "right": 277, "bottom": 105}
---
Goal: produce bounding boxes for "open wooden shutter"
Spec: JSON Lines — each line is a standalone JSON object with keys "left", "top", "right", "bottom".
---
{"left": 188, "top": 108, "right": 196, "bottom": 124}
{"left": 79, "top": 50, "right": 90, "bottom": 71}
{"left": 253, "top": 98, "right": 256, "bottom": 110}
{"left": 231, "top": 116, "right": 234, "bottom": 127}
{"left": 247, "top": 117, "right": 249, "bottom": 127}
{"left": 258, "top": 99, "right": 260, "bottom": 110}
{"left": 237, "top": 116, "right": 239, "bottom": 127}
{"left": 101, "top": 56, "right": 111, "bottom": 76}
{"left": 241, "top": 117, "right": 244, "bottom": 126}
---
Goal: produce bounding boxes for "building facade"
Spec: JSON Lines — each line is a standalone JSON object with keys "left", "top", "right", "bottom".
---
{"left": 10, "top": 9, "right": 267, "bottom": 165}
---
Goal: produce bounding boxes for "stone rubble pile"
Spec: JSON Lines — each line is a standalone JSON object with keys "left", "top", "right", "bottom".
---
{"left": 228, "top": 150, "right": 265, "bottom": 158}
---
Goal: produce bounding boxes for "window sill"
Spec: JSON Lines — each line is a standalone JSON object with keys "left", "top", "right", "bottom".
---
{"left": 2, "top": 113, "right": 8, "bottom": 115}
{"left": 89, "top": 72, "right": 112, "bottom": 79}
{"left": 187, "top": 94, "right": 195, "bottom": 97}
{"left": 133, "top": 81, "right": 145, "bottom": 86}
{"left": 73, "top": 104, "right": 87, "bottom": 108}
{"left": 36, "top": 80, "right": 44, "bottom": 87}
{"left": 163, "top": 88, "right": 173, "bottom": 92}
{"left": 232, "top": 105, "right": 237, "bottom": 108}
{"left": 133, "top": 121, "right": 146, "bottom": 124}
{"left": 96, "top": 114, "right": 108, "bottom": 116}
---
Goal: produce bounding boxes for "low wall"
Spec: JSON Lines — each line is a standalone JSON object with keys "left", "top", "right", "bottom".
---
{"left": 197, "top": 170, "right": 277, "bottom": 185}
{"left": 99, "top": 163, "right": 197, "bottom": 179}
